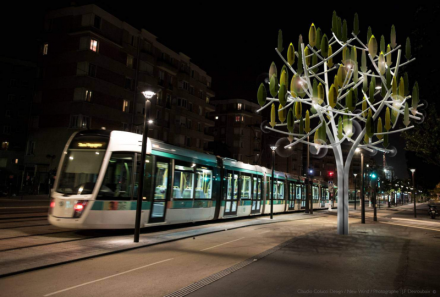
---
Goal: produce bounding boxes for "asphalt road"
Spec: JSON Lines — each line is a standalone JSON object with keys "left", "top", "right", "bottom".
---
{"left": 0, "top": 204, "right": 439, "bottom": 297}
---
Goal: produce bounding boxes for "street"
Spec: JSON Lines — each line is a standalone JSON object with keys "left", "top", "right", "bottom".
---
{"left": 0, "top": 203, "right": 439, "bottom": 296}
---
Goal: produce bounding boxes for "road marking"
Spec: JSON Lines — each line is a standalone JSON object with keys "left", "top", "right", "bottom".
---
{"left": 43, "top": 258, "right": 173, "bottom": 297}
{"left": 382, "top": 222, "right": 440, "bottom": 232}
{"left": 200, "top": 237, "right": 246, "bottom": 251}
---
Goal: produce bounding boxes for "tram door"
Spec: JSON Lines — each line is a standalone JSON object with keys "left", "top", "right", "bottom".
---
{"left": 224, "top": 172, "right": 238, "bottom": 216}
{"left": 149, "top": 158, "right": 170, "bottom": 223}
{"left": 251, "top": 176, "right": 262, "bottom": 213}
{"left": 288, "top": 183, "right": 295, "bottom": 210}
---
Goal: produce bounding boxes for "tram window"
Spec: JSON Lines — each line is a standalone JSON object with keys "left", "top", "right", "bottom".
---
{"left": 278, "top": 181, "right": 284, "bottom": 200}
{"left": 295, "top": 184, "right": 302, "bottom": 200}
{"left": 312, "top": 186, "right": 319, "bottom": 202}
{"left": 289, "top": 183, "right": 295, "bottom": 200}
{"left": 173, "top": 165, "right": 194, "bottom": 199}
{"left": 97, "top": 153, "right": 136, "bottom": 200}
{"left": 154, "top": 162, "right": 169, "bottom": 200}
{"left": 195, "top": 167, "right": 212, "bottom": 199}
{"left": 253, "top": 177, "right": 261, "bottom": 200}
{"left": 241, "top": 175, "right": 251, "bottom": 199}
{"left": 234, "top": 174, "right": 238, "bottom": 199}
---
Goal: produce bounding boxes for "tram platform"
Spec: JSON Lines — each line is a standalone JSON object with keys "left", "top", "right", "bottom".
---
{"left": 0, "top": 209, "right": 328, "bottom": 277}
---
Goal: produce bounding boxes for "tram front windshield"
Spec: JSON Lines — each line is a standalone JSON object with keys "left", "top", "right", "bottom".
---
{"left": 56, "top": 135, "right": 107, "bottom": 195}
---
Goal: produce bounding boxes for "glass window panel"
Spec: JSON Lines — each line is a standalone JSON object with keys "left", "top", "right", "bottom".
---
{"left": 313, "top": 186, "right": 319, "bottom": 202}
{"left": 97, "top": 153, "right": 137, "bottom": 200}
{"left": 195, "top": 167, "right": 212, "bottom": 199}
{"left": 173, "top": 165, "right": 194, "bottom": 199}
{"left": 225, "top": 173, "right": 233, "bottom": 200}
{"left": 295, "top": 184, "right": 302, "bottom": 200}
{"left": 278, "top": 181, "right": 284, "bottom": 200}
{"left": 151, "top": 202, "right": 165, "bottom": 217}
{"left": 253, "top": 177, "right": 258, "bottom": 200}
{"left": 232, "top": 201, "right": 237, "bottom": 212}
{"left": 154, "top": 162, "right": 168, "bottom": 200}
{"left": 234, "top": 174, "right": 238, "bottom": 200}
{"left": 241, "top": 175, "right": 251, "bottom": 199}
{"left": 257, "top": 178, "right": 262, "bottom": 200}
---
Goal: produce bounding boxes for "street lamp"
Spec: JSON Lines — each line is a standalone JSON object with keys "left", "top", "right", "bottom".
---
{"left": 134, "top": 90, "right": 156, "bottom": 243}
{"left": 353, "top": 173, "right": 357, "bottom": 210}
{"left": 270, "top": 145, "right": 277, "bottom": 220}
{"left": 410, "top": 168, "right": 416, "bottom": 218}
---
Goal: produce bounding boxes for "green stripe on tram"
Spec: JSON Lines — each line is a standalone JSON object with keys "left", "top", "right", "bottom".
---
{"left": 265, "top": 200, "right": 285, "bottom": 205}
{"left": 169, "top": 200, "right": 216, "bottom": 209}
{"left": 91, "top": 201, "right": 151, "bottom": 211}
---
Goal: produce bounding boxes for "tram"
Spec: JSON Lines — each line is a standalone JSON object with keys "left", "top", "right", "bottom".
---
{"left": 48, "top": 130, "right": 334, "bottom": 229}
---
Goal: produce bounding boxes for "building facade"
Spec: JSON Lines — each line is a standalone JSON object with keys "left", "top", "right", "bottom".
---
{"left": 0, "top": 57, "right": 37, "bottom": 195}
{"left": 25, "top": 4, "right": 215, "bottom": 192}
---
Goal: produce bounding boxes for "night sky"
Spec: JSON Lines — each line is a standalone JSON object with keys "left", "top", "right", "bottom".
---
{"left": 4, "top": 2, "right": 439, "bottom": 186}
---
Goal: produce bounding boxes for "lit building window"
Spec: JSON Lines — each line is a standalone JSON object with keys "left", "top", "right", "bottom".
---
{"left": 43, "top": 43, "right": 49, "bottom": 55}
{"left": 90, "top": 39, "right": 99, "bottom": 52}
{"left": 237, "top": 103, "right": 242, "bottom": 110}
{"left": 235, "top": 116, "right": 244, "bottom": 122}
{"left": 127, "top": 55, "right": 134, "bottom": 68}
{"left": 85, "top": 90, "right": 92, "bottom": 102}
{"left": 123, "top": 100, "right": 130, "bottom": 112}
{"left": 2, "top": 141, "right": 9, "bottom": 150}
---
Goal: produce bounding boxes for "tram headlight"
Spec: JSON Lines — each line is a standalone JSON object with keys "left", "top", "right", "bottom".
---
{"left": 73, "top": 200, "right": 88, "bottom": 218}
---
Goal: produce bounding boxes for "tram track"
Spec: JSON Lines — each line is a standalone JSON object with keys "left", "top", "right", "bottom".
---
{"left": 0, "top": 223, "right": 51, "bottom": 230}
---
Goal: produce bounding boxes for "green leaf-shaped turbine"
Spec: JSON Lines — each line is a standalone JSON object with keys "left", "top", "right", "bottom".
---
{"left": 287, "top": 43, "right": 295, "bottom": 66}
{"left": 309, "top": 23, "right": 317, "bottom": 47}
{"left": 277, "top": 29, "right": 284, "bottom": 53}
{"left": 368, "top": 35, "right": 378, "bottom": 58}
{"left": 269, "top": 75, "right": 279, "bottom": 98}
{"left": 279, "top": 83, "right": 287, "bottom": 107}
{"left": 257, "top": 83, "right": 267, "bottom": 107}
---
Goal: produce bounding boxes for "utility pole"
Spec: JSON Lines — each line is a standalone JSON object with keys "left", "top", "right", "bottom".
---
{"left": 410, "top": 169, "right": 416, "bottom": 218}
{"left": 305, "top": 136, "right": 310, "bottom": 214}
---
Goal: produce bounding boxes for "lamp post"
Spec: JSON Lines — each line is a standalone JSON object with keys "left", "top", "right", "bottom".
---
{"left": 410, "top": 169, "right": 416, "bottom": 218}
{"left": 270, "top": 145, "right": 277, "bottom": 220}
{"left": 356, "top": 149, "right": 365, "bottom": 224}
{"left": 353, "top": 173, "right": 357, "bottom": 210}
{"left": 134, "top": 90, "right": 155, "bottom": 243}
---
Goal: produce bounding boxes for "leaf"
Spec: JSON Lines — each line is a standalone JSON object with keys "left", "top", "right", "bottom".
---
{"left": 269, "top": 75, "right": 279, "bottom": 97}
{"left": 411, "top": 83, "right": 419, "bottom": 114}
{"left": 328, "top": 45, "right": 334, "bottom": 68}
{"left": 399, "top": 77, "right": 405, "bottom": 98}
{"left": 337, "top": 17, "right": 342, "bottom": 39}
{"left": 403, "top": 103, "right": 410, "bottom": 127}
{"left": 278, "top": 103, "right": 286, "bottom": 123}
{"left": 363, "top": 74, "right": 368, "bottom": 92}
{"left": 361, "top": 50, "right": 367, "bottom": 72}
{"left": 337, "top": 64, "right": 346, "bottom": 86}
{"left": 353, "top": 61, "right": 358, "bottom": 83}
{"left": 329, "top": 84, "right": 337, "bottom": 108}
{"left": 321, "top": 34, "right": 329, "bottom": 58}
{"left": 380, "top": 35, "right": 386, "bottom": 54}
{"left": 364, "top": 132, "right": 370, "bottom": 144}
{"left": 346, "top": 89, "right": 354, "bottom": 111}
{"left": 309, "top": 23, "right": 317, "bottom": 47}
{"left": 343, "top": 114, "right": 352, "bottom": 136}
{"left": 377, "top": 117, "right": 383, "bottom": 140}
{"left": 332, "top": 11, "right": 338, "bottom": 34}
{"left": 305, "top": 110, "right": 311, "bottom": 133}
{"left": 280, "top": 68, "right": 288, "bottom": 88}
{"left": 368, "top": 35, "right": 378, "bottom": 58}
{"left": 319, "top": 122, "right": 327, "bottom": 142}
{"left": 378, "top": 52, "right": 385, "bottom": 75}
{"left": 318, "top": 83, "right": 325, "bottom": 104}
{"left": 287, "top": 43, "right": 295, "bottom": 66}
{"left": 334, "top": 75, "right": 339, "bottom": 90}
{"left": 305, "top": 47, "right": 310, "bottom": 66}
{"left": 279, "top": 83, "right": 287, "bottom": 106}
{"left": 386, "top": 44, "right": 392, "bottom": 67}
{"left": 342, "top": 19, "right": 348, "bottom": 42}
{"left": 386, "top": 67, "right": 392, "bottom": 89}
{"left": 353, "top": 13, "right": 359, "bottom": 35}
{"left": 270, "top": 103, "right": 276, "bottom": 127}
{"left": 367, "top": 27, "right": 373, "bottom": 44}
{"left": 405, "top": 37, "right": 412, "bottom": 60}
{"left": 257, "top": 83, "right": 267, "bottom": 107}
{"left": 278, "top": 29, "right": 284, "bottom": 53}
{"left": 369, "top": 79, "right": 376, "bottom": 104}
{"left": 338, "top": 117, "right": 343, "bottom": 139}
{"left": 385, "top": 107, "right": 391, "bottom": 131}
{"left": 312, "top": 79, "right": 318, "bottom": 99}
{"left": 295, "top": 101, "right": 302, "bottom": 119}
{"left": 287, "top": 108, "right": 294, "bottom": 132}
{"left": 316, "top": 28, "right": 322, "bottom": 51}
{"left": 269, "top": 62, "right": 277, "bottom": 80}
{"left": 351, "top": 46, "right": 357, "bottom": 63}
{"left": 391, "top": 25, "right": 396, "bottom": 49}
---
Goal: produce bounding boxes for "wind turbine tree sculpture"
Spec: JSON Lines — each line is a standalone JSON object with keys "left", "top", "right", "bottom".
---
{"left": 257, "top": 11, "right": 425, "bottom": 235}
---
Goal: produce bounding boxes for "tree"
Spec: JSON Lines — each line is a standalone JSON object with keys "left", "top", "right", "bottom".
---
{"left": 256, "top": 11, "right": 423, "bottom": 235}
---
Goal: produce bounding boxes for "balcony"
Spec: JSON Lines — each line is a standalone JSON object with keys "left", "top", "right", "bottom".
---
{"left": 140, "top": 51, "right": 155, "bottom": 64}
{"left": 157, "top": 59, "right": 178, "bottom": 75}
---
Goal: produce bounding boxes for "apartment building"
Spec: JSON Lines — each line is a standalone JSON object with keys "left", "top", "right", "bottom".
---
{"left": 25, "top": 4, "right": 215, "bottom": 185}
{"left": 0, "top": 57, "right": 37, "bottom": 194}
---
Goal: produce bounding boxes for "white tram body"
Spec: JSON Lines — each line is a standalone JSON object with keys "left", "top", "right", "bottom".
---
{"left": 49, "top": 130, "right": 335, "bottom": 229}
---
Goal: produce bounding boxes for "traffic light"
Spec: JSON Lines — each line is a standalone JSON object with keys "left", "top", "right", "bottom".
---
{"left": 328, "top": 171, "right": 334, "bottom": 177}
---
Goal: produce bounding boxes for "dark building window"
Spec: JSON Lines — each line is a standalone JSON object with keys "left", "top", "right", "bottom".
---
{"left": 125, "top": 78, "right": 132, "bottom": 90}
{"left": 89, "top": 64, "right": 97, "bottom": 77}
{"left": 94, "top": 15, "right": 101, "bottom": 29}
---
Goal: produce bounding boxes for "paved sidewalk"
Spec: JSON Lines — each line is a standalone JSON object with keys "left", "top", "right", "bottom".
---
{"left": 0, "top": 211, "right": 327, "bottom": 277}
